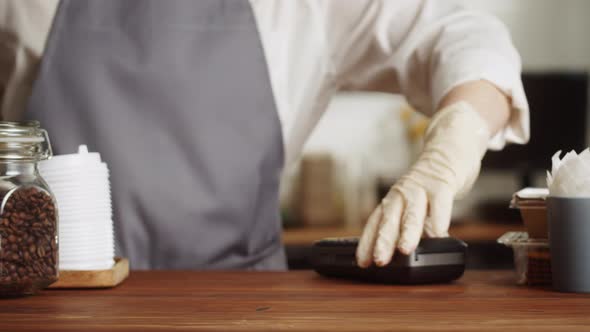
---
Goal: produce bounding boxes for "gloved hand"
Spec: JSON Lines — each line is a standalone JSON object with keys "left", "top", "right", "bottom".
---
{"left": 356, "top": 101, "right": 491, "bottom": 268}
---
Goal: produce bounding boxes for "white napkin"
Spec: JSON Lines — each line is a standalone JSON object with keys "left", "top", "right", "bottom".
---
{"left": 547, "top": 148, "right": 590, "bottom": 197}
{"left": 510, "top": 187, "right": 549, "bottom": 208}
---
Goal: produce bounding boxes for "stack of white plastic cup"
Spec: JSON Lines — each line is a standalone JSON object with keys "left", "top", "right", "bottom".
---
{"left": 39, "top": 145, "right": 115, "bottom": 270}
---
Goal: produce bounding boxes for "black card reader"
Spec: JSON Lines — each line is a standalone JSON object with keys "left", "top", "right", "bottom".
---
{"left": 311, "top": 237, "right": 467, "bottom": 284}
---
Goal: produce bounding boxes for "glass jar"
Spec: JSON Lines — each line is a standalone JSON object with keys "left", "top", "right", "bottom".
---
{"left": 0, "top": 121, "right": 58, "bottom": 296}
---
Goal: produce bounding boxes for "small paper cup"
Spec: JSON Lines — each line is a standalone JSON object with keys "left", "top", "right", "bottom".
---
{"left": 519, "top": 206, "right": 548, "bottom": 239}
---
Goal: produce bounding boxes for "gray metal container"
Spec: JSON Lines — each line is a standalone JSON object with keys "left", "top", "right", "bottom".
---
{"left": 547, "top": 197, "right": 590, "bottom": 293}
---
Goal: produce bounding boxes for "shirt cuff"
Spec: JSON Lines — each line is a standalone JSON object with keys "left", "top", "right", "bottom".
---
{"left": 431, "top": 51, "right": 530, "bottom": 151}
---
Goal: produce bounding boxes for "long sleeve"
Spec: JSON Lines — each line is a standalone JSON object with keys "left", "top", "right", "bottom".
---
{"left": 326, "top": 0, "right": 529, "bottom": 150}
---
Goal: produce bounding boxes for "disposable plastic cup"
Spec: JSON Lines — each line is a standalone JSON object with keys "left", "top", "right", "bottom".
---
{"left": 48, "top": 179, "right": 111, "bottom": 188}
{"left": 59, "top": 242, "right": 114, "bottom": 252}
{"left": 51, "top": 183, "right": 111, "bottom": 193}
{"left": 59, "top": 263, "right": 115, "bottom": 271}
{"left": 59, "top": 227, "right": 113, "bottom": 236}
{"left": 59, "top": 247, "right": 114, "bottom": 256}
{"left": 59, "top": 247, "right": 114, "bottom": 257}
{"left": 41, "top": 168, "right": 109, "bottom": 180}
{"left": 60, "top": 246, "right": 114, "bottom": 254}
{"left": 60, "top": 252, "right": 115, "bottom": 260}
{"left": 59, "top": 215, "right": 113, "bottom": 223}
{"left": 39, "top": 145, "right": 101, "bottom": 166}
{"left": 44, "top": 177, "right": 109, "bottom": 187}
{"left": 53, "top": 195, "right": 111, "bottom": 204}
{"left": 49, "top": 182, "right": 111, "bottom": 193}
{"left": 54, "top": 195, "right": 111, "bottom": 204}
{"left": 59, "top": 231, "right": 113, "bottom": 240}
{"left": 59, "top": 206, "right": 112, "bottom": 213}
{"left": 59, "top": 241, "right": 114, "bottom": 250}
{"left": 59, "top": 215, "right": 112, "bottom": 223}
{"left": 60, "top": 247, "right": 113, "bottom": 254}
{"left": 58, "top": 227, "right": 114, "bottom": 236}
{"left": 50, "top": 185, "right": 110, "bottom": 192}
{"left": 60, "top": 259, "right": 115, "bottom": 267}
{"left": 39, "top": 156, "right": 102, "bottom": 171}
{"left": 58, "top": 216, "right": 113, "bottom": 224}
{"left": 54, "top": 195, "right": 111, "bottom": 203}
{"left": 59, "top": 244, "right": 114, "bottom": 253}
{"left": 59, "top": 223, "right": 113, "bottom": 232}
{"left": 59, "top": 260, "right": 115, "bottom": 271}
{"left": 59, "top": 220, "right": 112, "bottom": 228}
{"left": 41, "top": 167, "right": 108, "bottom": 178}
{"left": 59, "top": 256, "right": 114, "bottom": 263}
{"left": 52, "top": 192, "right": 111, "bottom": 201}
{"left": 60, "top": 243, "right": 114, "bottom": 252}
{"left": 61, "top": 237, "right": 114, "bottom": 245}
{"left": 59, "top": 236, "right": 114, "bottom": 246}
{"left": 59, "top": 239, "right": 114, "bottom": 247}
{"left": 55, "top": 199, "right": 112, "bottom": 209}
{"left": 43, "top": 170, "right": 110, "bottom": 180}
{"left": 60, "top": 244, "right": 114, "bottom": 252}
{"left": 58, "top": 208, "right": 112, "bottom": 215}
{"left": 48, "top": 184, "right": 109, "bottom": 194}
{"left": 42, "top": 173, "right": 110, "bottom": 185}
{"left": 59, "top": 231, "right": 114, "bottom": 241}
{"left": 58, "top": 209, "right": 112, "bottom": 216}
{"left": 47, "top": 181, "right": 110, "bottom": 193}
{"left": 57, "top": 208, "right": 112, "bottom": 217}
{"left": 56, "top": 197, "right": 111, "bottom": 204}
{"left": 59, "top": 224, "right": 113, "bottom": 235}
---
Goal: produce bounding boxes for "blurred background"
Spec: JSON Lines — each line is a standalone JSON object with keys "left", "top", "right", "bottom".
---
{"left": 281, "top": 0, "right": 590, "bottom": 269}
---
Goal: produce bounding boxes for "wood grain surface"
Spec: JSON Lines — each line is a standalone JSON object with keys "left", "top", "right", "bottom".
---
{"left": 49, "top": 258, "right": 130, "bottom": 289}
{"left": 0, "top": 270, "right": 588, "bottom": 331}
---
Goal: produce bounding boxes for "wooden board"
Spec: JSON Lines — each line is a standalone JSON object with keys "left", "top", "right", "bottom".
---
{"left": 2, "top": 270, "right": 589, "bottom": 331}
{"left": 48, "top": 257, "right": 129, "bottom": 289}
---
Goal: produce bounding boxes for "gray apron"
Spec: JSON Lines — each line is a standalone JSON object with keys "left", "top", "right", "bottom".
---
{"left": 26, "top": 0, "right": 287, "bottom": 270}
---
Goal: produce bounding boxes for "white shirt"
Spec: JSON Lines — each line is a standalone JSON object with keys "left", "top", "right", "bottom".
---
{"left": 0, "top": 0, "right": 528, "bottom": 166}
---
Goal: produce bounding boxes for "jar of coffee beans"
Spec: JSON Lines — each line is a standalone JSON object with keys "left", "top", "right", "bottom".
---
{"left": 0, "top": 121, "right": 57, "bottom": 296}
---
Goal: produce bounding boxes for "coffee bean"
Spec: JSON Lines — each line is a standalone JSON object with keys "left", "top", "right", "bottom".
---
{"left": 0, "top": 187, "right": 58, "bottom": 296}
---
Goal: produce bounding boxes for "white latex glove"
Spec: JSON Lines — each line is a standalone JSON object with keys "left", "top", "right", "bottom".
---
{"left": 356, "top": 101, "right": 491, "bottom": 267}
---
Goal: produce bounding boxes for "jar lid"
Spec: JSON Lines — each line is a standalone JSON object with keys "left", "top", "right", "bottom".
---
{"left": 0, "top": 121, "right": 52, "bottom": 161}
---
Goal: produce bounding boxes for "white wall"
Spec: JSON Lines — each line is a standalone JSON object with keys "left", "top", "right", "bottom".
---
{"left": 460, "top": 0, "right": 590, "bottom": 71}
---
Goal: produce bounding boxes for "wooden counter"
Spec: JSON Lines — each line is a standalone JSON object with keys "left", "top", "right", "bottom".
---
{"left": 1, "top": 270, "right": 589, "bottom": 331}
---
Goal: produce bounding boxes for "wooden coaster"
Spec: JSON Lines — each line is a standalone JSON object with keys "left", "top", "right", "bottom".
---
{"left": 49, "top": 257, "right": 129, "bottom": 289}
